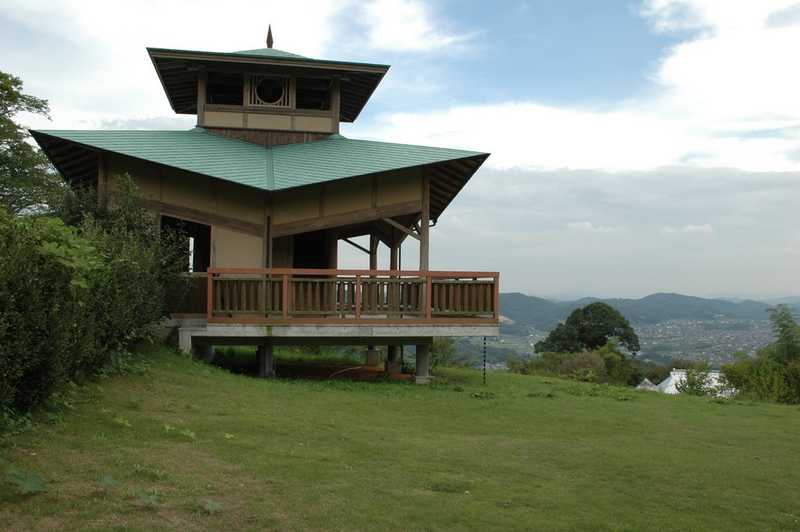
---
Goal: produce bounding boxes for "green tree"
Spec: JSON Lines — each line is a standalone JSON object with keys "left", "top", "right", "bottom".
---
{"left": 767, "top": 304, "right": 800, "bottom": 363}
{"left": 535, "top": 302, "right": 640, "bottom": 354}
{"left": 429, "top": 337, "right": 456, "bottom": 373}
{"left": 0, "top": 71, "right": 63, "bottom": 214}
{"left": 676, "top": 362, "right": 714, "bottom": 396}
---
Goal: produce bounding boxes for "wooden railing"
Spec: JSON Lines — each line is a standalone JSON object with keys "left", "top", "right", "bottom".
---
{"left": 197, "top": 268, "right": 499, "bottom": 325}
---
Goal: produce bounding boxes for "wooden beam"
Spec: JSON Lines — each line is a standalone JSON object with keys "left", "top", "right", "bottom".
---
{"left": 264, "top": 194, "right": 273, "bottom": 268}
{"left": 136, "top": 197, "right": 264, "bottom": 237}
{"left": 197, "top": 71, "right": 207, "bottom": 126}
{"left": 343, "top": 237, "right": 370, "bottom": 254}
{"left": 381, "top": 217, "right": 420, "bottom": 241}
{"left": 272, "top": 200, "right": 421, "bottom": 237}
{"left": 369, "top": 234, "right": 378, "bottom": 270}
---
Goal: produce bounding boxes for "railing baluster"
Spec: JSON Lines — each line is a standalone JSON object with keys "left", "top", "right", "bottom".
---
{"left": 355, "top": 275, "right": 362, "bottom": 319}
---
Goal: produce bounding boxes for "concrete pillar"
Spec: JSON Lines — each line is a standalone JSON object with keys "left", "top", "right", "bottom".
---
{"left": 366, "top": 348, "right": 380, "bottom": 367}
{"left": 415, "top": 343, "right": 431, "bottom": 384}
{"left": 178, "top": 329, "right": 192, "bottom": 355}
{"left": 257, "top": 341, "right": 275, "bottom": 378}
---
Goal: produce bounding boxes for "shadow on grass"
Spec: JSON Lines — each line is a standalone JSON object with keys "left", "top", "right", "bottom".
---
{"left": 209, "top": 346, "right": 413, "bottom": 382}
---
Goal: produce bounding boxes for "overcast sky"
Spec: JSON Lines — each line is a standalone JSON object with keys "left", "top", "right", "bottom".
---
{"left": 2, "top": 0, "right": 799, "bottom": 299}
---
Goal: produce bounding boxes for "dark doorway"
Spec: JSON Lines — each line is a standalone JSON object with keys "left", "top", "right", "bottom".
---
{"left": 293, "top": 230, "right": 330, "bottom": 269}
{"left": 161, "top": 215, "right": 211, "bottom": 273}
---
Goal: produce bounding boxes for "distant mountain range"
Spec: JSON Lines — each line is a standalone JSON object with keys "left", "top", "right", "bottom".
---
{"left": 500, "top": 292, "right": 793, "bottom": 333}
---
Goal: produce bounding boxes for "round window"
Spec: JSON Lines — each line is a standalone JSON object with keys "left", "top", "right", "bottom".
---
{"left": 256, "top": 78, "right": 284, "bottom": 105}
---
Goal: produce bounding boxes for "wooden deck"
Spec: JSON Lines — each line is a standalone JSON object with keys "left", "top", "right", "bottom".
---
{"left": 171, "top": 268, "right": 499, "bottom": 326}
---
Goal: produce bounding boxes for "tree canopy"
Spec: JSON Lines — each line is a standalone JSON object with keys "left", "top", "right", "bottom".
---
{"left": 535, "top": 302, "right": 640, "bottom": 354}
{"left": 767, "top": 304, "right": 800, "bottom": 363}
{"left": 0, "top": 70, "right": 63, "bottom": 214}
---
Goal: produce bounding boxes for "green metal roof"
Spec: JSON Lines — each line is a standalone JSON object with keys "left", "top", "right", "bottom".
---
{"left": 31, "top": 128, "right": 487, "bottom": 192}
{"left": 146, "top": 46, "right": 390, "bottom": 70}
{"left": 232, "top": 48, "right": 308, "bottom": 60}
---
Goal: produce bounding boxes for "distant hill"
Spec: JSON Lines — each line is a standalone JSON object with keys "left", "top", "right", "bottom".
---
{"left": 500, "top": 292, "right": 775, "bottom": 331}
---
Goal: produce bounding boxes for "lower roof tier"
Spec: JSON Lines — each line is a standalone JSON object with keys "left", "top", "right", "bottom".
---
{"left": 31, "top": 128, "right": 489, "bottom": 221}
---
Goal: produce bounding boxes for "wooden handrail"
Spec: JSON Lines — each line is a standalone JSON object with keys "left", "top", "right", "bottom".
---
{"left": 207, "top": 267, "right": 499, "bottom": 278}
{"left": 204, "top": 268, "right": 500, "bottom": 325}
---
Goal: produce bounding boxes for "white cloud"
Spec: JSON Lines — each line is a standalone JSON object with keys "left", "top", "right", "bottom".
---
{"left": 358, "top": 0, "right": 800, "bottom": 172}
{"left": 358, "top": 0, "right": 471, "bottom": 52}
{"left": 566, "top": 222, "right": 622, "bottom": 233}
{"left": 2, "top": 0, "right": 346, "bottom": 130}
{"left": 660, "top": 223, "right": 714, "bottom": 236}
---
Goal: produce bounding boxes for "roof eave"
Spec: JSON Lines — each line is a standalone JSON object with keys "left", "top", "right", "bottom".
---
{"left": 146, "top": 47, "right": 390, "bottom": 74}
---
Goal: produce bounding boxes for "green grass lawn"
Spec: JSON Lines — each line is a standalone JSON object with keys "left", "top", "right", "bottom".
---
{"left": 2, "top": 344, "right": 800, "bottom": 531}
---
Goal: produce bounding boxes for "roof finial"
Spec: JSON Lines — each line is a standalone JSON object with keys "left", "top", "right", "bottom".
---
{"left": 266, "top": 25, "right": 274, "bottom": 48}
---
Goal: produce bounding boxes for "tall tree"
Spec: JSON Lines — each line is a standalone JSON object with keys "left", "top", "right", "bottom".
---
{"left": 767, "top": 304, "right": 800, "bottom": 363}
{"left": 0, "top": 71, "right": 62, "bottom": 214}
{"left": 535, "top": 302, "right": 640, "bottom": 353}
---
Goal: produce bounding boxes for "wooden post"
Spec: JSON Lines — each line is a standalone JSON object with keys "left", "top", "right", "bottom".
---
{"left": 264, "top": 195, "right": 273, "bottom": 269}
{"left": 282, "top": 274, "right": 289, "bottom": 319}
{"left": 420, "top": 174, "right": 431, "bottom": 321}
{"left": 197, "top": 70, "right": 207, "bottom": 127}
{"left": 367, "top": 234, "right": 378, "bottom": 360}
{"left": 331, "top": 78, "right": 341, "bottom": 134}
{"left": 206, "top": 270, "right": 214, "bottom": 322}
{"left": 419, "top": 174, "right": 430, "bottom": 271}
{"left": 386, "top": 234, "right": 400, "bottom": 369}
{"left": 355, "top": 275, "right": 362, "bottom": 319}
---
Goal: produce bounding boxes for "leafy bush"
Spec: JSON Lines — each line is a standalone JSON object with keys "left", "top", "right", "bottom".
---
{"left": 430, "top": 337, "right": 457, "bottom": 372}
{"left": 675, "top": 363, "right": 715, "bottom": 396}
{"left": 559, "top": 352, "right": 606, "bottom": 383}
{"left": 721, "top": 305, "right": 800, "bottom": 404}
{"left": 0, "top": 179, "right": 186, "bottom": 415}
{"left": 508, "top": 341, "right": 634, "bottom": 385}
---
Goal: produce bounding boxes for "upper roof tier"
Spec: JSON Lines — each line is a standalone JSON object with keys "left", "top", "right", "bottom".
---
{"left": 147, "top": 46, "right": 390, "bottom": 123}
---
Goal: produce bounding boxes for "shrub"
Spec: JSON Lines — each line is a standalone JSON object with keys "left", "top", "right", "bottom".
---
{"left": 720, "top": 307, "right": 800, "bottom": 404}
{"left": 0, "top": 178, "right": 186, "bottom": 415}
{"left": 559, "top": 352, "right": 607, "bottom": 383}
{"left": 676, "top": 363, "right": 715, "bottom": 396}
{"left": 430, "top": 337, "right": 457, "bottom": 373}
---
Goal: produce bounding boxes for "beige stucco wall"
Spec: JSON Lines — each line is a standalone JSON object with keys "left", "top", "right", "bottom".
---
{"left": 213, "top": 227, "right": 263, "bottom": 268}
{"left": 272, "top": 170, "right": 422, "bottom": 226}
{"left": 204, "top": 110, "right": 245, "bottom": 128}
{"left": 202, "top": 108, "right": 336, "bottom": 134}
{"left": 272, "top": 187, "right": 320, "bottom": 225}
{"left": 292, "top": 115, "right": 333, "bottom": 133}
{"left": 246, "top": 113, "right": 292, "bottom": 130}
{"left": 107, "top": 154, "right": 264, "bottom": 226}
{"left": 105, "top": 153, "right": 425, "bottom": 269}
{"left": 377, "top": 168, "right": 422, "bottom": 206}
{"left": 324, "top": 175, "right": 372, "bottom": 216}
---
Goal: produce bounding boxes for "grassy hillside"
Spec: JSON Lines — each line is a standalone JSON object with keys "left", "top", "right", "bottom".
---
{"left": 2, "top": 345, "right": 800, "bottom": 531}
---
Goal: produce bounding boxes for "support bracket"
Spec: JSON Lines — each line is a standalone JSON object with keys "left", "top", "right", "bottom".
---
{"left": 382, "top": 218, "right": 421, "bottom": 241}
